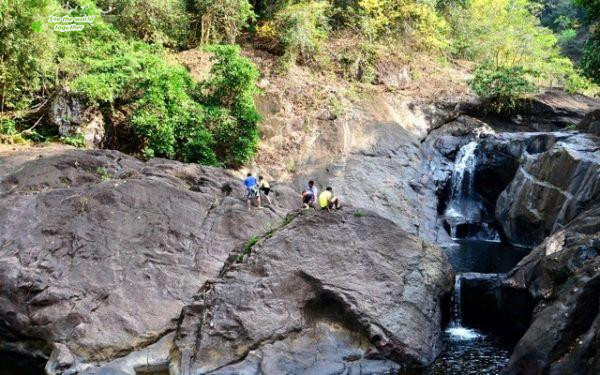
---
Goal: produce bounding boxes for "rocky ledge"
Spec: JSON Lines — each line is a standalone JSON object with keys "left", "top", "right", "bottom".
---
{"left": 0, "top": 149, "right": 453, "bottom": 374}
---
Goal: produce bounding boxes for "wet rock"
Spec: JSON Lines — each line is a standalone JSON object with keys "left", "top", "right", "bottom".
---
{"left": 173, "top": 210, "right": 454, "bottom": 374}
{"left": 496, "top": 133, "right": 600, "bottom": 247}
{"left": 502, "top": 204, "right": 600, "bottom": 375}
{"left": 460, "top": 273, "right": 533, "bottom": 342}
{"left": 0, "top": 149, "right": 298, "bottom": 373}
{"left": 49, "top": 90, "right": 105, "bottom": 148}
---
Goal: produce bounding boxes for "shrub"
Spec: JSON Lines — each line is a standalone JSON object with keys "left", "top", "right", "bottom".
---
{"left": 470, "top": 63, "right": 538, "bottom": 115}
{"left": 195, "top": 0, "right": 256, "bottom": 44}
{"left": 95, "top": 0, "right": 190, "bottom": 47}
{"left": 270, "top": 1, "right": 331, "bottom": 66}
{"left": 0, "top": 0, "right": 57, "bottom": 114}
{"left": 357, "top": 0, "right": 449, "bottom": 49}
{"left": 201, "top": 45, "right": 260, "bottom": 167}
{"left": 71, "top": 42, "right": 259, "bottom": 167}
{"left": 581, "top": 33, "right": 600, "bottom": 84}
{"left": 60, "top": 134, "right": 86, "bottom": 148}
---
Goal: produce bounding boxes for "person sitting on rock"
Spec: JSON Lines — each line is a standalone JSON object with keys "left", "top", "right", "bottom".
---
{"left": 301, "top": 180, "right": 318, "bottom": 209}
{"left": 308, "top": 180, "right": 318, "bottom": 208}
{"left": 301, "top": 190, "right": 312, "bottom": 209}
{"left": 258, "top": 176, "right": 272, "bottom": 205}
{"left": 244, "top": 173, "right": 261, "bottom": 209}
{"left": 319, "top": 187, "right": 340, "bottom": 211}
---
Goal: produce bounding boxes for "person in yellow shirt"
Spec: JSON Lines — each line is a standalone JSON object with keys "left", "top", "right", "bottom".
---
{"left": 319, "top": 187, "right": 340, "bottom": 211}
{"left": 258, "top": 176, "right": 272, "bottom": 204}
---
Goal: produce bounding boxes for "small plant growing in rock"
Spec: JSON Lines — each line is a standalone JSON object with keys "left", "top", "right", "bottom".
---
{"left": 353, "top": 210, "right": 365, "bottom": 217}
{"left": 96, "top": 167, "right": 111, "bottom": 181}
{"left": 60, "top": 134, "right": 86, "bottom": 148}
{"left": 236, "top": 235, "right": 261, "bottom": 263}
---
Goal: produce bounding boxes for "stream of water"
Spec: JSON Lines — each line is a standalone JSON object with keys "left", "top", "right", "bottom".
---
{"left": 431, "top": 140, "right": 532, "bottom": 374}
{"left": 428, "top": 240, "right": 529, "bottom": 374}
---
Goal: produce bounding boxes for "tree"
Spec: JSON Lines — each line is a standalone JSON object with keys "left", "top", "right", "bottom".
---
{"left": 195, "top": 0, "right": 256, "bottom": 44}
{"left": 0, "top": 0, "right": 57, "bottom": 116}
{"left": 574, "top": 0, "right": 600, "bottom": 83}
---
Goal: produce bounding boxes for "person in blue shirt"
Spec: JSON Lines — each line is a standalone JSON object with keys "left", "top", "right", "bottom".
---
{"left": 302, "top": 180, "right": 318, "bottom": 209}
{"left": 244, "top": 173, "right": 261, "bottom": 209}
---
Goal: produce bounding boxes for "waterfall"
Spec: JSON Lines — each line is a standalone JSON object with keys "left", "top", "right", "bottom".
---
{"left": 444, "top": 141, "right": 501, "bottom": 241}
{"left": 447, "top": 274, "right": 482, "bottom": 341}
{"left": 444, "top": 142, "right": 480, "bottom": 238}
{"left": 449, "top": 141, "right": 478, "bottom": 203}
{"left": 452, "top": 275, "right": 462, "bottom": 325}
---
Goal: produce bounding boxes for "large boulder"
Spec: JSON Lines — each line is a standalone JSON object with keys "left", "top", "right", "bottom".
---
{"left": 502, "top": 204, "right": 600, "bottom": 375}
{"left": 496, "top": 133, "right": 600, "bottom": 247}
{"left": 0, "top": 149, "right": 297, "bottom": 373}
{"left": 173, "top": 210, "right": 454, "bottom": 374}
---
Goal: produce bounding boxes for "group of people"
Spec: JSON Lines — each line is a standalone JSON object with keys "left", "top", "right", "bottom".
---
{"left": 243, "top": 173, "right": 340, "bottom": 211}
{"left": 301, "top": 180, "right": 340, "bottom": 211}
{"left": 243, "top": 173, "right": 271, "bottom": 209}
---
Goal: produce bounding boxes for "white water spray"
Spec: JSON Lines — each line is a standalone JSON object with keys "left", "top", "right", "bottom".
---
{"left": 446, "top": 274, "right": 483, "bottom": 341}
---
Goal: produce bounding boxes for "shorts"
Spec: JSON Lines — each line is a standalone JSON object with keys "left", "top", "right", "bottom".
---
{"left": 246, "top": 187, "right": 259, "bottom": 198}
{"left": 260, "top": 187, "right": 270, "bottom": 195}
{"left": 320, "top": 201, "right": 334, "bottom": 210}
{"left": 302, "top": 194, "right": 313, "bottom": 204}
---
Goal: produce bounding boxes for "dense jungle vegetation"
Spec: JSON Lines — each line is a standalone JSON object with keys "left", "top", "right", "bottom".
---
{"left": 0, "top": 0, "right": 599, "bottom": 166}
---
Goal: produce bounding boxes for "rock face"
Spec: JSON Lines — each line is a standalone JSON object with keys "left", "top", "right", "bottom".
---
{"left": 293, "top": 121, "right": 452, "bottom": 245}
{"left": 49, "top": 90, "right": 105, "bottom": 148}
{"left": 578, "top": 109, "right": 600, "bottom": 137}
{"left": 496, "top": 133, "right": 600, "bottom": 247}
{"left": 0, "top": 149, "right": 298, "bottom": 373}
{"left": 173, "top": 210, "right": 453, "bottom": 374}
{"left": 0, "top": 149, "right": 453, "bottom": 375}
{"left": 513, "top": 89, "right": 600, "bottom": 131}
{"left": 502, "top": 204, "right": 600, "bottom": 375}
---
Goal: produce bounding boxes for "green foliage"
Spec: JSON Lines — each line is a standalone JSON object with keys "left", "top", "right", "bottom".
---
{"left": 60, "top": 134, "right": 86, "bottom": 148}
{"left": 470, "top": 63, "right": 538, "bottom": 115}
{"left": 0, "top": 118, "right": 17, "bottom": 135}
{"left": 446, "top": 0, "right": 594, "bottom": 90}
{"left": 269, "top": 1, "right": 331, "bottom": 67}
{"left": 95, "top": 0, "right": 190, "bottom": 47}
{"left": 353, "top": 209, "right": 365, "bottom": 217}
{"left": 71, "top": 41, "right": 258, "bottom": 166}
{"left": 96, "top": 167, "right": 111, "bottom": 181}
{"left": 235, "top": 235, "right": 260, "bottom": 262}
{"left": 201, "top": 45, "right": 260, "bottom": 167}
{"left": 581, "top": 33, "right": 600, "bottom": 84}
{"left": 357, "top": 0, "right": 449, "bottom": 49}
{"left": 0, "top": 0, "right": 57, "bottom": 114}
{"left": 574, "top": 0, "right": 600, "bottom": 84}
{"left": 0, "top": 118, "right": 27, "bottom": 144}
{"left": 195, "top": 0, "right": 256, "bottom": 44}
{"left": 129, "top": 58, "right": 217, "bottom": 164}
{"left": 574, "top": 0, "right": 600, "bottom": 21}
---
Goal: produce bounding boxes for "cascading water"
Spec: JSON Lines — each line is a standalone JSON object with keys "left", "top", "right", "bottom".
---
{"left": 444, "top": 142, "right": 480, "bottom": 238}
{"left": 444, "top": 141, "right": 500, "bottom": 241}
{"left": 446, "top": 274, "right": 481, "bottom": 341}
